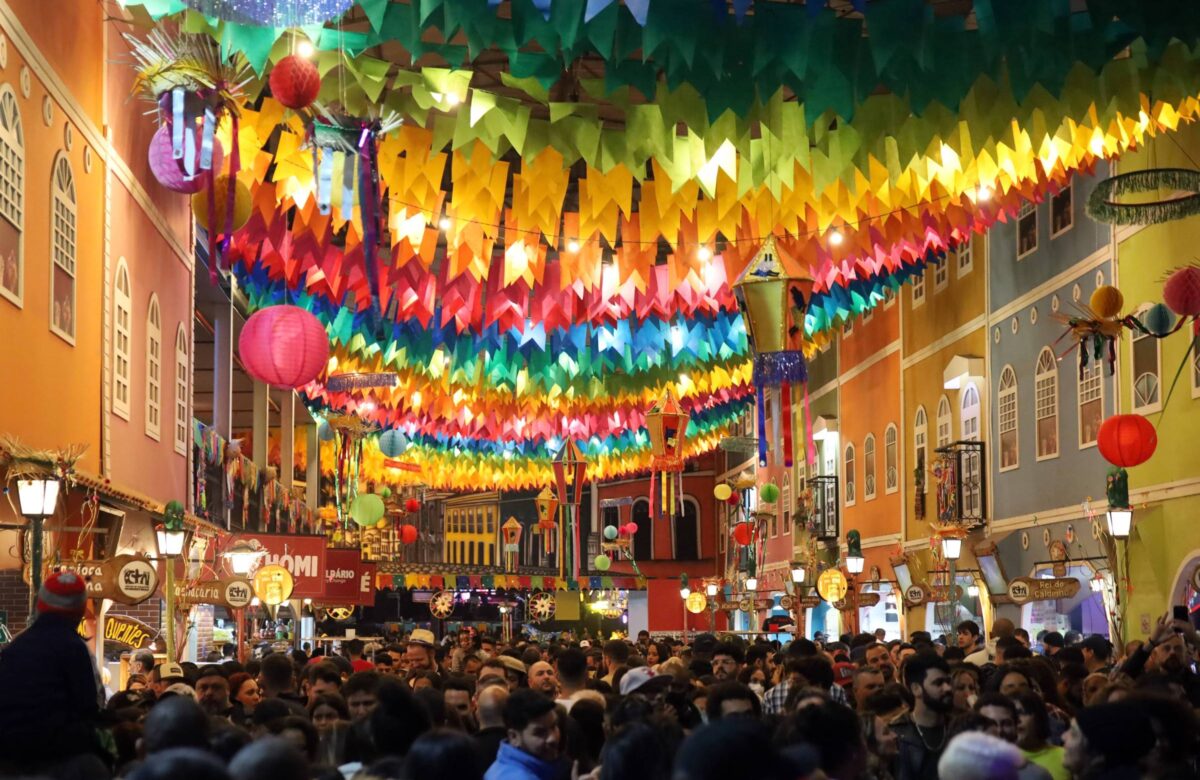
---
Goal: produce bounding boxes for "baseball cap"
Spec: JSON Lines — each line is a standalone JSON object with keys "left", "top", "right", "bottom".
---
{"left": 832, "top": 662, "right": 856, "bottom": 687}
{"left": 38, "top": 570, "right": 87, "bottom": 616}
{"left": 497, "top": 655, "right": 527, "bottom": 676}
{"left": 579, "top": 640, "right": 592, "bottom": 649}
{"left": 619, "top": 666, "right": 672, "bottom": 696}
{"left": 163, "top": 682, "right": 196, "bottom": 699}
{"left": 156, "top": 661, "right": 186, "bottom": 682}
{"left": 409, "top": 628, "right": 437, "bottom": 647}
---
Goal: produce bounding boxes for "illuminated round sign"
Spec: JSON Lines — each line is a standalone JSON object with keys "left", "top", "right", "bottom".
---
{"left": 114, "top": 558, "right": 158, "bottom": 605}
{"left": 253, "top": 564, "right": 295, "bottom": 606}
{"left": 223, "top": 578, "right": 254, "bottom": 609}
{"left": 816, "top": 569, "right": 849, "bottom": 603}
{"left": 685, "top": 592, "right": 708, "bottom": 614}
{"left": 905, "top": 583, "right": 928, "bottom": 605}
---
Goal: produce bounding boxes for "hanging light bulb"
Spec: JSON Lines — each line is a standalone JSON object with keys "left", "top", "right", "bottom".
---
{"left": 680, "top": 586, "right": 691, "bottom": 599}
{"left": 696, "top": 245, "right": 713, "bottom": 261}
{"left": 567, "top": 239, "right": 580, "bottom": 253}
{"left": 438, "top": 216, "right": 451, "bottom": 231}
{"left": 828, "top": 229, "right": 845, "bottom": 246}
{"left": 296, "top": 40, "right": 315, "bottom": 58}
{"left": 977, "top": 184, "right": 993, "bottom": 202}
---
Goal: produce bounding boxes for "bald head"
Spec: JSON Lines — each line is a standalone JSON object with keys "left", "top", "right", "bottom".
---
{"left": 991, "top": 618, "right": 1015, "bottom": 640}
{"left": 476, "top": 683, "right": 510, "bottom": 729}
{"left": 528, "top": 661, "right": 558, "bottom": 696}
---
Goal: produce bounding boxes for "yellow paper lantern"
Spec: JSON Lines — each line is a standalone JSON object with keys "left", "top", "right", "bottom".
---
{"left": 713, "top": 483, "right": 733, "bottom": 501}
{"left": 192, "top": 174, "right": 253, "bottom": 233}
{"left": 1090, "top": 285, "right": 1124, "bottom": 319}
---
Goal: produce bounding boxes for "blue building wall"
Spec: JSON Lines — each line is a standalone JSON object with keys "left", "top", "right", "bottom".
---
{"left": 988, "top": 164, "right": 1111, "bottom": 309}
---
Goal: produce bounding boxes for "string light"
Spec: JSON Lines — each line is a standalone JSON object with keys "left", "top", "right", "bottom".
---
{"left": 446, "top": 92, "right": 462, "bottom": 107}
{"left": 696, "top": 245, "right": 713, "bottom": 261}
{"left": 976, "top": 184, "right": 993, "bottom": 202}
{"left": 296, "top": 40, "right": 315, "bottom": 58}
{"left": 566, "top": 239, "right": 579, "bottom": 253}
{"left": 828, "top": 229, "right": 844, "bottom": 246}
{"left": 438, "top": 217, "right": 451, "bottom": 231}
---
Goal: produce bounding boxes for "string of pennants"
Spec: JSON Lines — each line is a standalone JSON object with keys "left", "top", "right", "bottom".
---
{"left": 375, "top": 572, "right": 645, "bottom": 591}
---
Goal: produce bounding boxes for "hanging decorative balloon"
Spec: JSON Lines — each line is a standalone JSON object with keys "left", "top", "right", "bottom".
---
{"left": 593, "top": 554, "right": 611, "bottom": 571}
{"left": 1163, "top": 265, "right": 1200, "bottom": 322}
{"left": 759, "top": 482, "right": 781, "bottom": 504}
{"left": 645, "top": 390, "right": 690, "bottom": 521}
{"left": 603, "top": 526, "right": 618, "bottom": 540}
{"left": 732, "top": 522, "right": 755, "bottom": 547}
{"left": 148, "top": 124, "right": 224, "bottom": 194}
{"left": 268, "top": 53, "right": 321, "bottom": 110}
{"left": 378, "top": 429, "right": 409, "bottom": 458}
{"left": 238, "top": 306, "right": 330, "bottom": 389}
{"left": 1097, "top": 414, "right": 1158, "bottom": 468}
{"left": 404, "top": 497, "right": 422, "bottom": 514}
{"left": 349, "top": 493, "right": 385, "bottom": 527}
{"left": 713, "top": 483, "right": 733, "bottom": 501}
{"left": 732, "top": 235, "right": 815, "bottom": 469}
{"left": 399, "top": 524, "right": 418, "bottom": 545}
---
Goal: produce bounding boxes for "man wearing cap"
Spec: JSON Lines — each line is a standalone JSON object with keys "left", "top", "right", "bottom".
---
{"left": 0, "top": 571, "right": 103, "bottom": 770}
{"left": 150, "top": 661, "right": 189, "bottom": 698}
{"left": 618, "top": 666, "right": 671, "bottom": 699}
{"left": 1079, "top": 634, "right": 1114, "bottom": 676}
{"left": 405, "top": 628, "right": 438, "bottom": 673}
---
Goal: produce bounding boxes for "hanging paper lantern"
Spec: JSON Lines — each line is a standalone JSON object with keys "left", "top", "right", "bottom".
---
{"left": 501, "top": 517, "right": 523, "bottom": 572}
{"left": 553, "top": 441, "right": 588, "bottom": 580}
{"left": 603, "top": 526, "right": 618, "bottom": 541}
{"left": 192, "top": 174, "right": 252, "bottom": 233}
{"left": 1143, "top": 303, "right": 1178, "bottom": 337}
{"left": 1163, "top": 266, "right": 1200, "bottom": 317}
{"left": 378, "top": 429, "right": 409, "bottom": 458}
{"left": 238, "top": 306, "right": 330, "bottom": 389}
{"left": 713, "top": 483, "right": 732, "bottom": 501}
{"left": 378, "top": 487, "right": 392, "bottom": 499}
{"left": 759, "top": 482, "right": 781, "bottom": 503}
{"left": 535, "top": 487, "right": 559, "bottom": 556}
{"left": 727, "top": 495, "right": 741, "bottom": 506}
{"left": 645, "top": 390, "right": 690, "bottom": 520}
{"left": 624, "top": 523, "right": 638, "bottom": 536}
{"left": 400, "top": 524, "right": 419, "bottom": 544}
{"left": 594, "top": 554, "right": 611, "bottom": 572}
{"left": 148, "top": 124, "right": 224, "bottom": 194}
{"left": 269, "top": 54, "right": 321, "bottom": 110}
{"left": 732, "top": 522, "right": 754, "bottom": 546}
{"left": 375, "top": 519, "right": 388, "bottom": 530}
{"left": 349, "top": 494, "right": 385, "bottom": 527}
{"left": 317, "top": 421, "right": 336, "bottom": 441}
{"left": 404, "top": 498, "right": 421, "bottom": 514}
{"left": 1089, "top": 285, "right": 1125, "bottom": 319}
{"left": 1097, "top": 414, "right": 1158, "bottom": 468}
{"left": 733, "top": 235, "right": 814, "bottom": 469}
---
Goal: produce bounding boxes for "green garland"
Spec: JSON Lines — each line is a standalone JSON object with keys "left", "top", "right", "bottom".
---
{"left": 1086, "top": 168, "right": 1200, "bottom": 226}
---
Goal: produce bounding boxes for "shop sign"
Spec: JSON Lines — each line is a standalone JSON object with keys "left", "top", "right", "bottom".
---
{"left": 684, "top": 592, "right": 708, "bottom": 614}
{"left": 1007, "top": 577, "right": 1081, "bottom": 605}
{"left": 323, "top": 548, "right": 377, "bottom": 607}
{"left": 59, "top": 555, "right": 158, "bottom": 606}
{"left": 230, "top": 534, "right": 326, "bottom": 599}
{"left": 798, "top": 594, "right": 823, "bottom": 609}
{"left": 99, "top": 615, "right": 156, "bottom": 650}
{"left": 904, "top": 583, "right": 928, "bottom": 606}
{"left": 833, "top": 591, "right": 881, "bottom": 611}
{"left": 816, "top": 569, "right": 849, "bottom": 603}
{"left": 928, "top": 584, "right": 964, "bottom": 603}
{"left": 175, "top": 577, "right": 255, "bottom": 609}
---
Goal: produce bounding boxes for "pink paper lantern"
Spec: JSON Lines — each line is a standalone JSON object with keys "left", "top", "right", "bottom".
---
{"left": 623, "top": 522, "right": 638, "bottom": 536}
{"left": 1163, "top": 266, "right": 1200, "bottom": 318}
{"left": 147, "top": 124, "right": 223, "bottom": 194}
{"left": 238, "top": 305, "right": 329, "bottom": 389}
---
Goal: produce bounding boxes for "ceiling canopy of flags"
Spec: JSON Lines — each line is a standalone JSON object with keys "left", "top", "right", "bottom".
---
{"left": 123, "top": 0, "right": 1200, "bottom": 490}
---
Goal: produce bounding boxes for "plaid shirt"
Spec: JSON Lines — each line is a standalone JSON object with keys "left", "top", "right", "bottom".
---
{"left": 763, "top": 678, "right": 849, "bottom": 715}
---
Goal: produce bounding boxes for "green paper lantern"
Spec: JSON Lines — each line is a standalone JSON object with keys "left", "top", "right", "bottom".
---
{"left": 759, "top": 482, "right": 780, "bottom": 503}
{"left": 350, "top": 494, "right": 386, "bottom": 527}
{"left": 594, "top": 554, "right": 611, "bottom": 571}
{"left": 379, "top": 486, "right": 393, "bottom": 499}
{"left": 603, "top": 525, "right": 618, "bottom": 541}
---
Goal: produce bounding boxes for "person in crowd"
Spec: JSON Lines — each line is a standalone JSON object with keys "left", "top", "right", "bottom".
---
{"left": 1013, "top": 691, "right": 1068, "bottom": 780}
{"left": 865, "top": 642, "right": 898, "bottom": 684}
{"left": 227, "top": 672, "right": 260, "bottom": 724}
{"left": 703, "top": 680, "right": 761, "bottom": 720}
{"left": 710, "top": 642, "right": 744, "bottom": 682}
{"left": 554, "top": 647, "right": 589, "bottom": 706}
{"left": 891, "top": 651, "right": 953, "bottom": 780}
{"left": 602, "top": 639, "right": 631, "bottom": 686}
{"left": 473, "top": 681, "right": 511, "bottom": 768}
{"left": 304, "top": 661, "right": 342, "bottom": 704}
{"left": 0, "top": 570, "right": 102, "bottom": 773}
{"left": 341, "top": 670, "right": 383, "bottom": 721}
{"left": 195, "top": 666, "right": 233, "bottom": 718}
{"left": 645, "top": 640, "right": 671, "bottom": 667}
{"left": 407, "top": 729, "right": 485, "bottom": 780}
{"left": 1040, "top": 632, "right": 1064, "bottom": 660}
{"left": 1062, "top": 700, "right": 1156, "bottom": 779}
{"left": 308, "top": 691, "right": 349, "bottom": 732}
{"left": 443, "top": 675, "right": 476, "bottom": 723}
{"left": 1014, "top": 628, "right": 1031, "bottom": 649}
{"left": 938, "top": 731, "right": 1028, "bottom": 780}
{"left": 405, "top": 628, "right": 439, "bottom": 673}
{"left": 527, "top": 660, "right": 559, "bottom": 697}
{"left": 131, "top": 650, "right": 157, "bottom": 678}
{"left": 485, "top": 688, "right": 562, "bottom": 780}
{"left": 853, "top": 666, "right": 886, "bottom": 711}
{"left": 257, "top": 653, "right": 307, "bottom": 715}
{"left": 1078, "top": 635, "right": 1114, "bottom": 676}
{"left": 343, "top": 638, "right": 374, "bottom": 672}
{"left": 957, "top": 621, "right": 986, "bottom": 662}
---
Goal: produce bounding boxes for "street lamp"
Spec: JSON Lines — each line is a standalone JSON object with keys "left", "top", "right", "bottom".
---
{"left": 16, "top": 478, "right": 61, "bottom": 623}
{"left": 1090, "top": 573, "right": 1104, "bottom": 593}
{"left": 680, "top": 585, "right": 691, "bottom": 598}
{"left": 156, "top": 524, "right": 188, "bottom": 557}
{"left": 156, "top": 501, "right": 190, "bottom": 660}
{"left": 223, "top": 539, "right": 267, "bottom": 576}
{"left": 705, "top": 582, "right": 719, "bottom": 597}
{"left": 967, "top": 583, "right": 980, "bottom": 598}
{"left": 791, "top": 564, "right": 807, "bottom": 584}
{"left": 1106, "top": 507, "right": 1132, "bottom": 539}
{"left": 941, "top": 535, "right": 963, "bottom": 561}
{"left": 745, "top": 576, "right": 758, "bottom": 591}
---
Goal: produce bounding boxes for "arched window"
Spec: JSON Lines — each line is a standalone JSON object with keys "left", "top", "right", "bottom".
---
{"left": 175, "top": 325, "right": 189, "bottom": 455}
{"left": 49, "top": 153, "right": 76, "bottom": 343}
{"left": 913, "top": 406, "right": 928, "bottom": 495}
{"left": 1131, "top": 304, "right": 1161, "bottom": 412}
{"left": 113, "top": 259, "right": 132, "bottom": 420}
{"left": 1079, "top": 361, "right": 1104, "bottom": 448}
{"left": 0, "top": 85, "right": 24, "bottom": 306}
{"left": 864, "top": 434, "right": 877, "bottom": 500}
{"left": 1035, "top": 347, "right": 1060, "bottom": 460}
{"left": 960, "top": 383, "right": 982, "bottom": 517}
{"left": 146, "top": 294, "right": 162, "bottom": 440}
{"left": 936, "top": 395, "right": 952, "bottom": 448}
{"left": 999, "top": 366, "right": 1018, "bottom": 471}
{"left": 844, "top": 443, "right": 856, "bottom": 507}
{"left": 885, "top": 424, "right": 899, "bottom": 494}
{"left": 632, "top": 499, "right": 653, "bottom": 560}
{"left": 673, "top": 498, "right": 700, "bottom": 560}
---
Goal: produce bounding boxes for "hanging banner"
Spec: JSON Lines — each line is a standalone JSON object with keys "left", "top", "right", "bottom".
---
{"left": 1007, "top": 577, "right": 1081, "bottom": 605}
{"left": 175, "top": 577, "right": 255, "bottom": 610}
{"left": 324, "top": 548, "right": 377, "bottom": 606}
{"left": 59, "top": 555, "right": 158, "bottom": 606}
{"left": 230, "top": 534, "right": 327, "bottom": 599}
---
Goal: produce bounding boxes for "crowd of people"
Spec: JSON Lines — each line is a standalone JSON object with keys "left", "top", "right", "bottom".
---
{"left": 2, "top": 571, "right": 1199, "bottom": 780}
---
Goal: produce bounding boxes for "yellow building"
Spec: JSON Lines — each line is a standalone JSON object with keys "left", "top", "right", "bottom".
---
{"left": 443, "top": 492, "right": 501, "bottom": 566}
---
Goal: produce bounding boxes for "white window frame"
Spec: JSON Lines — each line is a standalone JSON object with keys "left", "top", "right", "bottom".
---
{"left": 913, "top": 405, "right": 928, "bottom": 494}
{"left": 936, "top": 395, "right": 952, "bottom": 448}
{"left": 863, "top": 434, "right": 877, "bottom": 500}
{"left": 960, "top": 383, "right": 982, "bottom": 517}
{"left": 1034, "top": 347, "right": 1060, "bottom": 461}
{"left": 912, "top": 272, "right": 925, "bottom": 308}
{"left": 961, "top": 383, "right": 981, "bottom": 441}
{"left": 844, "top": 443, "right": 856, "bottom": 507}
{"left": 113, "top": 259, "right": 132, "bottom": 421}
{"left": 1078, "top": 360, "right": 1105, "bottom": 448}
{"left": 1051, "top": 181, "right": 1074, "bottom": 238}
{"left": 1130, "top": 303, "right": 1162, "bottom": 414}
{"left": 884, "top": 423, "right": 898, "bottom": 494}
{"left": 146, "top": 294, "right": 162, "bottom": 441}
{"left": 998, "top": 366, "right": 1019, "bottom": 472}
{"left": 0, "top": 86, "right": 23, "bottom": 308}
{"left": 49, "top": 152, "right": 76, "bottom": 345}
{"left": 956, "top": 237, "right": 973, "bottom": 277}
{"left": 934, "top": 257, "right": 949, "bottom": 292}
{"left": 1017, "top": 201, "right": 1038, "bottom": 260}
{"left": 175, "top": 324, "right": 189, "bottom": 456}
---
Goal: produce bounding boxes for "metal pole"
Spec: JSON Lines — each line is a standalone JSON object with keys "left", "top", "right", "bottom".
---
{"left": 164, "top": 557, "right": 177, "bottom": 659}
{"left": 27, "top": 516, "right": 44, "bottom": 624}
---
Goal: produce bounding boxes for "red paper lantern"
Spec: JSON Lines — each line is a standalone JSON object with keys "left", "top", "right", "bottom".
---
{"left": 269, "top": 54, "right": 321, "bottom": 110}
{"left": 399, "top": 524, "right": 418, "bottom": 544}
{"left": 732, "top": 522, "right": 754, "bottom": 546}
{"left": 238, "top": 306, "right": 330, "bottom": 389}
{"left": 1163, "top": 266, "right": 1200, "bottom": 317}
{"left": 148, "top": 124, "right": 223, "bottom": 194}
{"left": 404, "top": 498, "right": 421, "bottom": 513}
{"left": 1097, "top": 414, "right": 1158, "bottom": 468}
{"left": 623, "top": 523, "right": 638, "bottom": 536}
{"left": 726, "top": 495, "right": 740, "bottom": 506}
